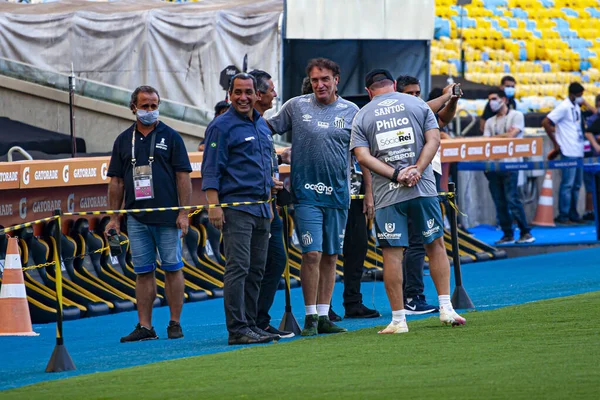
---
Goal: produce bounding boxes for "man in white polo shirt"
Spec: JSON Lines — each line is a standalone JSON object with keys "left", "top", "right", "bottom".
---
{"left": 542, "top": 83, "right": 585, "bottom": 224}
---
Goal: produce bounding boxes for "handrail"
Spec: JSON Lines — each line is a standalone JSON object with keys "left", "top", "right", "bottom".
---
{"left": 455, "top": 108, "right": 476, "bottom": 137}
{"left": 7, "top": 146, "right": 33, "bottom": 162}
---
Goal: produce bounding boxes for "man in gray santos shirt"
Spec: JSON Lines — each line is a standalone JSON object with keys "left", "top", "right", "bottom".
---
{"left": 350, "top": 69, "right": 466, "bottom": 334}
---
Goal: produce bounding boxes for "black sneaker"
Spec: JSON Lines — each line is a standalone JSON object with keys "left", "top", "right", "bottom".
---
{"left": 120, "top": 323, "right": 158, "bottom": 343}
{"left": 264, "top": 325, "right": 295, "bottom": 339}
{"left": 554, "top": 217, "right": 569, "bottom": 225}
{"left": 516, "top": 232, "right": 535, "bottom": 244}
{"left": 167, "top": 320, "right": 184, "bottom": 339}
{"left": 569, "top": 217, "right": 584, "bottom": 224}
{"left": 228, "top": 329, "right": 273, "bottom": 345}
{"left": 583, "top": 211, "right": 595, "bottom": 221}
{"left": 495, "top": 236, "right": 515, "bottom": 245}
{"left": 328, "top": 307, "right": 343, "bottom": 322}
{"left": 251, "top": 326, "right": 280, "bottom": 341}
{"left": 317, "top": 316, "right": 347, "bottom": 334}
{"left": 344, "top": 304, "right": 381, "bottom": 319}
{"left": 404, "top": 295, "right": 439, "bottom": 315}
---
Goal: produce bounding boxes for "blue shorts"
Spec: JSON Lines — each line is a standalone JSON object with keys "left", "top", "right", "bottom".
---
{"left": 127, "top": 215, "right": 183, "bottom": 274}
{"left": 374, "top": 196, "right": 444, "bottom": 247}
{"left": 294, "top": 204, "right": 348, "bottom": 255}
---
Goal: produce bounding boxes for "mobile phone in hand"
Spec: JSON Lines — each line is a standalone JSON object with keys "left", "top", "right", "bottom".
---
{"left": 452, "top": 85, "right": 461, "bottom": 97}
{"left": 107, "top": 229, "right": 122, "bottom": 256}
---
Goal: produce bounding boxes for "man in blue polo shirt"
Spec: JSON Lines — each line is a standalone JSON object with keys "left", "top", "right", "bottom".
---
{"left": 106, "top": 85, "right": 192, "bottom": 343}
{"left": 202, "top": 73, "right": 281, "bottom": 345}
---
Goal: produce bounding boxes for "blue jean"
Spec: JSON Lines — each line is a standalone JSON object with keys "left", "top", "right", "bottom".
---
{"left": 485, "top": 171, "right": 530, "bottom": 237}
{"left": 558, "top": 156, "right": 583, "bottom": 221}
{"left": 127, "top": 215, "right": 183, "bottom": 274}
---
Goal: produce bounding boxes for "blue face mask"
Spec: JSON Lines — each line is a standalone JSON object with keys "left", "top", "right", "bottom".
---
{"left": 504, "top": 86, "right": 515, "bottom": 98}
{"left": 136, "top": 109, "right": 159, "bottom": 126}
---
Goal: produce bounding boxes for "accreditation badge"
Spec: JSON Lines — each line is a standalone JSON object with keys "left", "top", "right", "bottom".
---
{"left": 133, "top": 165, "right": 154, "bottom": 200}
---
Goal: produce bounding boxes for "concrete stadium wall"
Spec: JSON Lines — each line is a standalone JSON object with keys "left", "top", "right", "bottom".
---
{"left": 0, "top": 75, "right": 206, "bottom": 153}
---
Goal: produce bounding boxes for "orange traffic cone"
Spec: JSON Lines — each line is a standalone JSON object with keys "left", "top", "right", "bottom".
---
{"left": 0, "top": 237, "right": 38, "bottom": 336}
{"left": 532, "top": 171, "right": 556, "bottom": 227}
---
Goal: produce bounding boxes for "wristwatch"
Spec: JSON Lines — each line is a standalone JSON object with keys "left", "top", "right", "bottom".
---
{"left": 390, "top": 166, "right": 401, "bottom": 183}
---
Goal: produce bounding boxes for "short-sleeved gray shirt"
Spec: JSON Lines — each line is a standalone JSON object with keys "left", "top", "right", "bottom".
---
{"left": 350, "top": 92, "right": 439, "bottom": 210}
{"left": 268, "top": 94, "right": 359, "bottom": 209}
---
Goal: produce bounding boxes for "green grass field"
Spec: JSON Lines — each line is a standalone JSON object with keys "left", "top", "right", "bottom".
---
{"left": 3, "top": 292, "right": 600, "bottom": 400}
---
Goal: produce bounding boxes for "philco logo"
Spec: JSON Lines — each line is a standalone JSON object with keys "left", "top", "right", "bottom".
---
{"left": 67, "top": 193, "right": 75, "bottom": 213}
{"left": 485, "top": 142, "right": 491, "bottom": 158}
{"left": 63, "top": 164, "right": 70, "bottom": 183}
{"left": 101, "top": 163, "right": 108, "bottom": 180}
{"left": 460, "top": 144, "right": 467, "bottom": 159}
{"left": 19, "top": 198, "right": 27, "bottom": 219}
{"left": 22, "top": 167, "right": 30, "bottom": 185}
{"left": 508, "top": 141, "right": 514, "bottom": 157}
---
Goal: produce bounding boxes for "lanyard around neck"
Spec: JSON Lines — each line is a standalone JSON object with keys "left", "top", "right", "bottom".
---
{"left": 495, "top": 109, "right": 511, "bottom": 136}
{"left": 131, "top": 123, "right": 157, "bottom": 168}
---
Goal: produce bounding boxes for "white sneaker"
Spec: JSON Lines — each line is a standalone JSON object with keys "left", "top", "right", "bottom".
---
{"left": 378, "top": 320, "right": 409, "bottom": 334}
{"left": 439, "top": 306, "right": 466, "bottom": 327}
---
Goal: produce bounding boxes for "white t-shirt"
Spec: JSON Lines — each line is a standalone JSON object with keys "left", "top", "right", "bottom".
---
{"left": 546, "top": 98, "right": 584, "bottom": 158}
{"left": 484, "top": 109, "right": 525, "bottom": 162}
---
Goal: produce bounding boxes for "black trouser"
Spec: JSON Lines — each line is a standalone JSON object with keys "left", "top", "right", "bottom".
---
{"left": 342, "top": 197, "right": 368, "bottom": 309}
{"left": 403, "top": 172, "right": 442, "bottom": 299}
{"left": 222, "top": 208, "right": 270, "bottom": 335}
{"left": 256, "top": 205, "right": 287, "bottom": 328}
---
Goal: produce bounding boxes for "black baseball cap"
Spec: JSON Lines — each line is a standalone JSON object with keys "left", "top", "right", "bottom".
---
{"left": 365, "top": 69, "right": 394, "bottom": 88}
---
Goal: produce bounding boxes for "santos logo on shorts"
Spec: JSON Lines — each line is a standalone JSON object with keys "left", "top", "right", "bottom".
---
{"left": 304, "top": 182, "right": 333, "bottom": 195}
{"left": 423, "top": 218, "right": 440, "bottom": 238}
{"left": 302, "top": 231, "right": 313, "bottom": 247}
{"left": 376, "top": 127, "right": 415, "bottom": 151}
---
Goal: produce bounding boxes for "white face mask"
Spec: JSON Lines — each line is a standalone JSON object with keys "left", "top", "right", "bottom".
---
{"left": 490, "top": 99, "right": 503, "bottom": 112}
{"left": 575, "top": 96, "right": 584, "bottom": 105}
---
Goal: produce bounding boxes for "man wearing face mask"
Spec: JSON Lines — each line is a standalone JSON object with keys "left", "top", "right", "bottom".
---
{"left": 542, "top": 83, "right": 587, "bottom": 224}
{"left": 480, "top": 76, "right": 517, "bottom": 134}
{"left": 106, "top": 85, "right": 192, "bottom": 342}
{"left": 484, "top": 89, "right": 535, "bottom": 244}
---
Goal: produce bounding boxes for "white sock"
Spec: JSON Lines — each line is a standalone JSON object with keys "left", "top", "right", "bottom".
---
{"left": 317, "top": 304, "right": 330, "bottom": 317}
{"left": 438, "top": 295, "right": 452, "bottom": 309}
{"left": 305, "top": 305, "right": 317, "bottom": 316}
{"left": 392, "top": 310, "right": 406, "bottom": 323}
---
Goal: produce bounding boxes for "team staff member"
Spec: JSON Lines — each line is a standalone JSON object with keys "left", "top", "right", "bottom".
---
{"left": 396, "top": 75, "right": 460, "bottom": 316}
{"left": 542, "top": 83, "right": 586, "bottom": 224}
{"left": 202, "top": 73, "right": 280, "bottom": 345}
{"left": 268, "top": 58, "right": 358, "bottom": 336}
{"left": 351, "top": 69, "right": 466, "bottom": 334}
{"left": 484, "top": 89, "right": 535, "bottom": 244}
{"left": 106, "top": 85, "right": 192, "bottom": 343}
{"left": 248, "top": 69, "right": 294, "bottom": 338}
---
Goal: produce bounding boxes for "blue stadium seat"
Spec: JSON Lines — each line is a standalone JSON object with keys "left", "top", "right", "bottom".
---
{"left": 561, "top": 8, "right": 578, "bottom": 18}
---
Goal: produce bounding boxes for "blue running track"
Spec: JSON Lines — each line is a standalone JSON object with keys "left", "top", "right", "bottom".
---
{"left": 1, "top": 247, "right": 600, "bottom": 391}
